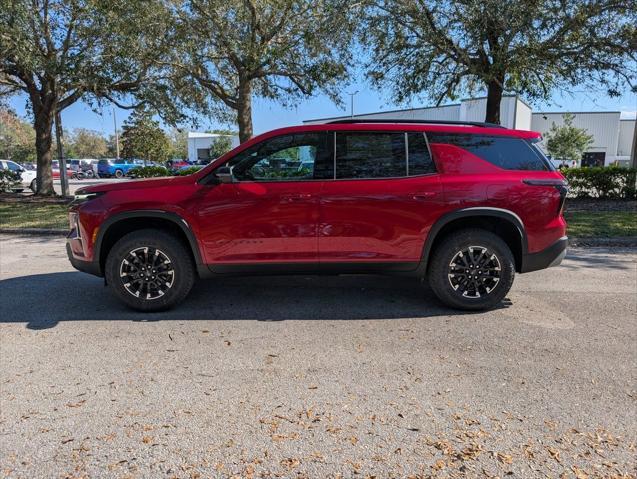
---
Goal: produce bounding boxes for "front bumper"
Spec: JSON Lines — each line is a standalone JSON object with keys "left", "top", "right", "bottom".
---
{"left": 520, "top": 236, "right": 568, "bottom": 273}
{"left": 66, "top": 241, "right": 102, "bottom": 277}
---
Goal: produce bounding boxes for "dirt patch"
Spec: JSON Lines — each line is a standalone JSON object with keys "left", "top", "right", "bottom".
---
{"left": 0, "top": 193, "right": 71, "bottom": 205}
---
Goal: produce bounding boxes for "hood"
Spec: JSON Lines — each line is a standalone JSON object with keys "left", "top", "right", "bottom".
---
{"left": 77, "top": 175, "right": 195, "bottom": 194}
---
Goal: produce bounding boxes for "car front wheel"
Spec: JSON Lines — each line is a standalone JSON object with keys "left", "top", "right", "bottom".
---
{"left": 105, "top": 229, "right": 196, "bottom": 312}
{"left": 428, "top": 228, "right": 515, "bottom": 311}
{"left": 114, "top": 169, "right": 124, "bottom": 178}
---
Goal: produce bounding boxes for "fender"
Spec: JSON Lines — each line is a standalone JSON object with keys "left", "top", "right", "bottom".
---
{"left": 417, "top": 207, "right": 528, "bottom": 274}
{"left": 94, "top": 210, "right": 209, "bottom": 277}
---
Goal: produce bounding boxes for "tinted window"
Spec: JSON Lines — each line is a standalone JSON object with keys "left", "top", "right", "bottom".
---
{"left": 407, "top": 132, "right": 436, "bottom": 175}
{"left": 336, "top": 132, "right": 406, "bottom": 179}
{"left": 6, "top": 161, "right": 21, "bottom": 171}
{"left": 428, "top": 134, "right": 548, "bottom": 171}
{"left": 230, "top": 132, "right": 332, "bottom": 181}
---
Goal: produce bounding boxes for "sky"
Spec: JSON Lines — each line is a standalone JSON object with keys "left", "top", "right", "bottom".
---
{"left": 8, "top": 80, "right": 637, "bottom": 137}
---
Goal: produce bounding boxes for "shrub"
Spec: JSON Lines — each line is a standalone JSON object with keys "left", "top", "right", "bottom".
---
{"left": 126, "top": 165, "right": 171, "bottom": 178}
{"left": 0, "top": 170, "right": 21, "bottom": 192}
{"left": 562, "top": 167, "right": 637, "bottom": 199}
{"left": 177, "top": 166, "right": 204, "bottom": 176}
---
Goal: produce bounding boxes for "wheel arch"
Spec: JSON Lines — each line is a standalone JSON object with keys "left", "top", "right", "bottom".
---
{"left": 95, "top": 210, "right": 206, "bottom": 277}
{"left": 420, "top": 208, "right": 527, "bottom": 273}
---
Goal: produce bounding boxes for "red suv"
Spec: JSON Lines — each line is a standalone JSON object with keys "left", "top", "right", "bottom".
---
{"left": 67, "top": 120, "right": 567, "bottom": 312}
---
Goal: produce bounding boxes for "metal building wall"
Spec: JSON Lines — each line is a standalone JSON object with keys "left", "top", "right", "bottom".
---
{"left": 531, "top": 112, "right": 622, "bottom": 164}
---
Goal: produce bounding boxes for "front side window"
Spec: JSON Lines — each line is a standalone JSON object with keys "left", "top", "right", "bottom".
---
{"left": 427, "top": 133, "right": 549, "bottom": 171}
{"left": 230, "top": 132, "right": 331, "bottom": 181}
{"left": 335, "top": 132, "right": 406, "bottom": 179}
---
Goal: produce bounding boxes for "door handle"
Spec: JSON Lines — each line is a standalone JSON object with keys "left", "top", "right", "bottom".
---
{"left": 412, "top": 192, "right": 436, "bottom": 200}
{"left": 281, "top": 193, "right": 313, "bottom": 202}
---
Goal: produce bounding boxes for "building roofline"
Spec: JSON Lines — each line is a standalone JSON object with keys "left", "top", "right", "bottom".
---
{"left": 532, "top": 111, "right": 621, "bottom": 115}
{"left": 619, "top": 118, "right": 636, "bottom": 121}
{"left": 303, "top": 103, "right": 461, "bottom": 123}
{"left": 461, "top": 94, "right": 532, "bottom": 110}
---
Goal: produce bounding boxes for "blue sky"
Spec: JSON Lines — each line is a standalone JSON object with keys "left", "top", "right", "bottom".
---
{"left": 8, "top": 81, "right": 637, "bottom": 137}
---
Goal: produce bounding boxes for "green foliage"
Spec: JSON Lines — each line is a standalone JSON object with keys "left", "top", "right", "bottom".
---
{"left": 167, "top": 128, "right": 188, "bottom": 159}
{"left": 0, "top": 170, "right": 21, "bottom": 192}
{"left": 563, "top": 167, "right": 637, "bottom": 199}
{"left": 209, "top": 135, "right": 233, "bottom": 159}
{"left": 544, "top": 114, "right": 593, "bottom": 164}
{"left": 120, "top": 109, "right": 171, "bottom": 163}
{"left": 68, "top": 128, "right": 108, "bottom": 158}
{"left": 126, "top": 166, "right": 171, "bottom": 178}
{"left": 363, "top": 1, "right": 636, "bottom": 122}
{"left": 177, "top": 0, "right": 357, "bottom": 141}
{"left": 0, "top": 109, "right": 36, "bottom": 163}
{"left": 177, "top": 166, "right": 204, "bottom": 176}
{"left": 0, "top": 0, "right": 185, "bottom": 194}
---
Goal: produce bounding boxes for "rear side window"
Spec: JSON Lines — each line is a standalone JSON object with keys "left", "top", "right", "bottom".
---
{"left": 335, "top": 132, "right": 405, "bottom": 179}
{"left": 407, "top": 132, "right": 436, "bottom": 175}
{"left": 428, "top": 134, "right": 549, "bottom": 171}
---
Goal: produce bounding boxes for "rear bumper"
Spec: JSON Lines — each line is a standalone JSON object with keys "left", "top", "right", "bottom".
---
{"left": 520, "top": 236, "right": 568, "bottom": 273}
{"left": 66, "top": 242, "right": 102, "bottom": 277}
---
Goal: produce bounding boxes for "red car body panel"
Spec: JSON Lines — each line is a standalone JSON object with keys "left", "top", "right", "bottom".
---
{"left": 67, "top": 123, "right": 567, "bottom": 276}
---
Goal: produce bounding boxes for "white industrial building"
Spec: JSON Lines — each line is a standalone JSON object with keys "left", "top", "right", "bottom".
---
{"left": 305, "top": 95, "right": 636, "bottom": 167}
{"left": 187, "top": 132, "right": 240, "bottom": 163}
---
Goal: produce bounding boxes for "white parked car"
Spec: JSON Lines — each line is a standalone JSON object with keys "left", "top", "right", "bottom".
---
{"left": 0, "top": 160, "right": 37, "bottom": 192}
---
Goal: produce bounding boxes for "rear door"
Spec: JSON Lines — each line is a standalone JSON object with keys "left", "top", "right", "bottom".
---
{"left": 319, "top": 131, "right": 443, "bottom": 265}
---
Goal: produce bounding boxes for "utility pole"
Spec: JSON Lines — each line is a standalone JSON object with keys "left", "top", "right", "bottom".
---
{"left": 347, "top": 90, "right": 359, "bottom": 118}
{"left": 113, "top": 107, "right": 120, "bottom": 160}
{"left": 631, "top": 116, "right": 636, "bottom": 169}
{"left": 55, "top": 111, "right": 69, "bottom": 197}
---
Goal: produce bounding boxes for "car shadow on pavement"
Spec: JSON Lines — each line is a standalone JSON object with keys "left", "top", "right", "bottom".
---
{"left": 0, "top": 272, "right": 505, "bottom": 329}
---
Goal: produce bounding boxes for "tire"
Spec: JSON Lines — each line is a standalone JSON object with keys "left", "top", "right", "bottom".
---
{"left": 105, "top": 229, "right": 196, "bottom": 312}
{"left": 30, "top": 179, "right": 36, "bottom": 193}
{"left": 428, "top": 228, "right": 515, "bottom": 311}
{"left": 114, "top": 169, "right": 124, "bottom": 178}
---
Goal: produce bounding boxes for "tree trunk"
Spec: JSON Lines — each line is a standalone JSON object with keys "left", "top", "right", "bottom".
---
{"left": 237, "top": 77, "right": 253, "bottom": 144}
{"left": 485, "top": 78, "right": 504, "bottom": 125}
{"left": 33, "top": 108, "right": 56, "bottom": 196}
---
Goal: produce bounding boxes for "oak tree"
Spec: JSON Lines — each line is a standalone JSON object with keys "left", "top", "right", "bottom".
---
{"left": 364, "top": 0, "right": 636, "bottom": 124}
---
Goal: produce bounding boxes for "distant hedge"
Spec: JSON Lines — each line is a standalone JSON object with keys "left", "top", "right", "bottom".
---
{"left": 562, "top": 167, "right": 636, "bottom": 199}
{"left": 177, "top": 166, "right": 204, "bottom": 176}
{"left": 127, "top": 166, "right": 171, "bottom": 178}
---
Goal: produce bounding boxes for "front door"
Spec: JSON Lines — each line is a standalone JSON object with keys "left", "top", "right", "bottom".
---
{"left": 319, "top": 131, "right": 442, "bottom": 264}
{"left": 197, "top": 131, "right": 332, "bottom": 265}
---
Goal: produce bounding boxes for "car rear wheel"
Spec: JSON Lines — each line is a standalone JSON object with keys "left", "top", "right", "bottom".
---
{"left": 29, "top": 179, "right": 37, "bottom": 193}
{"left": 114, "top": 169, "right": 124, "bottom": 178}
{"left": 105, "top": 229, "right": 195, "bottom": 312}
{"left": 428, "top": 228, "right": 515, "bottom": 311}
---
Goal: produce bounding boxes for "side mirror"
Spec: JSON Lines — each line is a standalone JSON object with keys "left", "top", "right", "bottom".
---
{"left": 214, "top": 166, "right": 234, "bottom": 184}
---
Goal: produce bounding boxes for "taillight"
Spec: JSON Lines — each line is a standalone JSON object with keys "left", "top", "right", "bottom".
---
{"left": 522, "top": 179, "right": 569, "bottom": 215}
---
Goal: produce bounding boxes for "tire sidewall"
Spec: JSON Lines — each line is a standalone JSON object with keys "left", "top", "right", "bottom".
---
{"left": 105, "top": 230, "right": 195, "bottom": 312}
{"left": 428, "top": 229, "right": 515, "bottom": 311}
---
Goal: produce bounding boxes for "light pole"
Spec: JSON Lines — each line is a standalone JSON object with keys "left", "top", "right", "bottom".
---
{"left": 113, "top": 107, "right": 120, "bottom": 160}
{"left": 347, "top": 90, "right": 359, "bottom": 118}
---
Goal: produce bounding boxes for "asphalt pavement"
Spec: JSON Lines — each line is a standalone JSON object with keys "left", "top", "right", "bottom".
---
{"left": 0, "top": 235, "right": 635, "bottom": 478}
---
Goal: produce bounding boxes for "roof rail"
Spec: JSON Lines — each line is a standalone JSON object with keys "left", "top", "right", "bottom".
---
{"left": 326, "top": 118, "right": 507, "bottom": 129}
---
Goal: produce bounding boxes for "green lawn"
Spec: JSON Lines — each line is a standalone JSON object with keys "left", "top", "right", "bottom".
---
{"left": 564, "top": 211, "right": 636, "bottom": 238}
{"left": 0, "top": 202, "right": 69, "bottom": 230}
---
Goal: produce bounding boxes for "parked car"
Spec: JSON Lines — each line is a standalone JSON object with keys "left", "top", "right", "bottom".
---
{"left": 51, "top": 161, "right": 73, "bottom": 180}
{"left": 97, "top": 159, "right": 139, "bottom": 178}
{"left": 0, "top": 160, "right": 37, "bottom": 192}
{"left": 166, "top": 159, "right": 190, "bottom": 171}
{"left": 67, "top": 120, "right": 568, "bottom": 312}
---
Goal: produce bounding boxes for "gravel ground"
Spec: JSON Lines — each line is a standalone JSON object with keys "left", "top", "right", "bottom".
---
{"left": 0, "top": 235, "right": 636, "bottom": 478}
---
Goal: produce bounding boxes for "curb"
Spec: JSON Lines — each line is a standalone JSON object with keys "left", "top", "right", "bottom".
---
{"left": 0, "top": 228, "right": 68, "bottom": 236}
{"left": 569, "top": 237, "right": 637, "bottom": 247}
